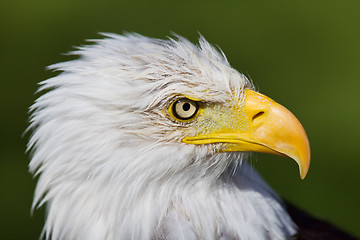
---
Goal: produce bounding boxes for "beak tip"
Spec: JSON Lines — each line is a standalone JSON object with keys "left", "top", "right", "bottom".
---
{"left": 299, "top": 156, "right": 310, "bottom": 180}
{"left": 300, "top": 172, "right": 307, "bottom": 180}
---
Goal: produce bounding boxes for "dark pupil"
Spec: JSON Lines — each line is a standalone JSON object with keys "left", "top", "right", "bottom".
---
{"left": 182, "top": 102, "right": 191, "bottom": 111}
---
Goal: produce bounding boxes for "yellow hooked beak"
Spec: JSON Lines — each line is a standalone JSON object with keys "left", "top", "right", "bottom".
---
{"left": 182, "top": 89, "right": 311, "bottom": 179}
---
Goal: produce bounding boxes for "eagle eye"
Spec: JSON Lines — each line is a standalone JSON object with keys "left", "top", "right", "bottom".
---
{"left": 170, "top": 98, "right": 199, "bottom": 121}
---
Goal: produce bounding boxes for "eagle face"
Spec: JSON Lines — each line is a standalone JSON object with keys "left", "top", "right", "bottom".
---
{"left": 28, "top": 33, "right": 310, "bottom": 240}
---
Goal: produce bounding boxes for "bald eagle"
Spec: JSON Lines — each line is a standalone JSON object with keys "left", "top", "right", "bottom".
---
{"left": 28, "top": 33, "right": 354, "bottom": 240}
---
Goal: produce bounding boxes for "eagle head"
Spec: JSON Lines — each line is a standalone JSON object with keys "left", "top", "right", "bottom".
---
{"left": 28, "top": 33, "right": 310, "bottom": 240}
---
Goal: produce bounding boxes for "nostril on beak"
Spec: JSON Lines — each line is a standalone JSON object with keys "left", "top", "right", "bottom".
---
{"left": 252, "top": 111, "right": 264, "bottom": 121}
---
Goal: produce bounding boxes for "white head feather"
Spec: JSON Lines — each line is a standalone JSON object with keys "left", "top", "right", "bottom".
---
{"left": 28, "top": 33, "right": 297, "bottom": 240}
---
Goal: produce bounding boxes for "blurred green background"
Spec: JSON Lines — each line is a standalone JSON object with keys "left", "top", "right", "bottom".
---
{"left": 1, "top": 0, "right": 359, "bottom": 239}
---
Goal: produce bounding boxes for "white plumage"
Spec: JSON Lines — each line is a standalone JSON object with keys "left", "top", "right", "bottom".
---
{"left": 28, "top": 33, "right": 305, "bottom": 240}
